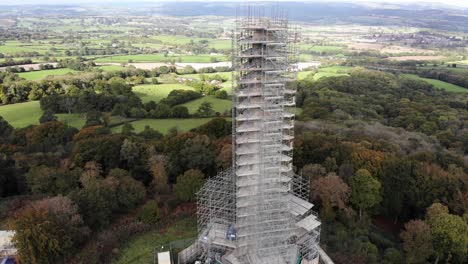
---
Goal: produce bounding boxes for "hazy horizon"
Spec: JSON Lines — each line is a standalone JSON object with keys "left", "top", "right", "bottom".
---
{"left": 0, "top": 0, "right": 467, "bottom": 8}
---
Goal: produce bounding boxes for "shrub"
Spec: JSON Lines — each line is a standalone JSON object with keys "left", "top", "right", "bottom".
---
{"left": 214, "top": 90, "right": 228, "bottom": 99}
{"left": 174, "top": 169, "right": 205, "bottom": 202}
{"left": 137, "top": 200, "right": 160, "bottom": 225}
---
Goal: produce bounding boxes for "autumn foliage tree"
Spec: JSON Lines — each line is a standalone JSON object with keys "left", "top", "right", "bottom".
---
{"left": 148, "top": 154, "right": 169, "bottom": 193}
{"left": 12, "top": 196, "right": 89, "bottom": 264}
{"left": 311, "top": 173, "right": 350, "bottom": 210}
{"left": 400, "top": 220, "right": 434, "bottom": 264}
{"left": 311, "top": 173, "right": 350, "bottom": 222}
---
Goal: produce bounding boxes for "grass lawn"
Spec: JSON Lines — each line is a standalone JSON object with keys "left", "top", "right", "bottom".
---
{"left": 208, "top": 39, "right": 231, "bottom": 50}
{"left": 111, "top": 118, "right": 215, "bottom": 134}
{"left": 18, "top": 68, "right": 78, "bottom": 81}
{"left": 56, "top": 113, "right": 86, "bottom": 128}
{"left": 182, "top": 72, "right": 232, "bottom": 94}
{"left": 114, "top": 216, "right": 197, "bottom": 264}
{"left": 313, "top": 72, "right": 348, "bottom": 80}
{"left": 95, "top": 54, "right": 228, "bottom": 63}
{"left": 220, "top": 81, "right": 233, "bottom": 94}
{"left": 0, "top": 101, "right": 86, "bottom": 129}
{"left": 297, "top": 66, "right": 353, "bottom": 81}
{"left": 181, "top": 96, "right": 232, "bottom": 114}
{"left": 297, "top": 71, "right": 315, "bottom": 80}
{"left": 0, "top": 41, "right": 49, "bottom": 55}
{"left": 0, "top": 101, "right": 42, "bottom": 127}
{"left": 403, "top": 74, "right": 467, "bottom": 93}
{"left": 132, "top": 84, "right": 195, "bottom": 103}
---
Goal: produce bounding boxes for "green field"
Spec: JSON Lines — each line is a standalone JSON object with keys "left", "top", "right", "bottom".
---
{"left": 114, "top": 216, "right": 196, "bottom": 264}
{"left": 95, "top": 54, "right": 228, "bottom": 63}
{"left": 181, "top": 96, "right": 232, "bottom": 114}
{"left": 151, "top": 35, "right": 206, "bottom": 45}
{"left": 297, "top": 66, "right": 353, "bottom": 80}
{"left": 297, "top": 71, "right": 315, "bottom": 80}
{"left": 208, "top": 39, "right": 231, "bottom": 50}
{"left": 56, "top": 113, "right": 86, "bottom": 128}
{"left": 0, "top": 41, "right": 48, "bottom": 55}
{"left": 403, "top": 74, "right": 467, "bottom": 93}
{"left": 132, "top": 84, "right": 195, "bottom": 103}
{"left": 0, "top": 101, "right": 42, "bottom": 127}
{"left": 97, "top": 65, "right": 126, "bottom": 72}
{"left": 450, "top": 60, "right": 468, "bottom": 65}
{"left": 300, "top": 44, "right": 344, "bottom": 53}
{"left": 111, "top": 118, "right": 215, "bottom": 134}
{"left": 183, "top": 72, "right": 232, "bottom": 81}
{"left": 18, "top": 68, "right": 78, "bottom": 80}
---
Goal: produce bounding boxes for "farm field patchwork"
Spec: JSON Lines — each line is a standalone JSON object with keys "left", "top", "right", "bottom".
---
{"left": 95, "top": 54, "right": 228, "bottom": 63}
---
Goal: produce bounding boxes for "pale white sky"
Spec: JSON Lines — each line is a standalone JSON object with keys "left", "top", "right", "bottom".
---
{"left": 0, "top": 0, "right": 466, "bottom": 8}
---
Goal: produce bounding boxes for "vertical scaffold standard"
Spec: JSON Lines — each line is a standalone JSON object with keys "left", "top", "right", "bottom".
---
{"left": 179, "top": 6, "right": 322, "bottom": 264}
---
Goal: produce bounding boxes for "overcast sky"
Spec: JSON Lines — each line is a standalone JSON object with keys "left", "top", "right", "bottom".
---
{"left": 0, "top": 0, "right": 467, "bottom": 8}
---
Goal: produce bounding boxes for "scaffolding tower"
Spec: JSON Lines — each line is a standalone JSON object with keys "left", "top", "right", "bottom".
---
{"left": 179, "top": 9, "right": 322, "bottom": 264}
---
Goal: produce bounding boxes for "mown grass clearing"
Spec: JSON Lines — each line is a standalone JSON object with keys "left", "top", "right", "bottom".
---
{"left": 132, "top": 84, "right": 195, "bottom": 103}
{"left": 0, "top": 101, "right": 42, "bottom": 127}
{"left": 18, "top": 68, "right": 78, "bottom": 80}
{"left": 0, "top": 102, "right": 86, "bottom": 128}
{"left": 403, "top": 74, "right": 467, "bottom": 93}
{"left": 181, "top": 96, "right": 231, "bottom": 114}
{"left": 111, "top": 118, "right": 215, "bottom": 134}
{"left": 114, "top": 216, "right": 197, "bottom": 264}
